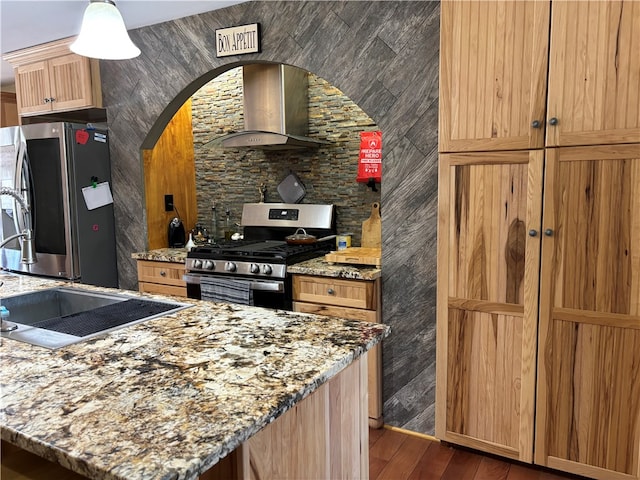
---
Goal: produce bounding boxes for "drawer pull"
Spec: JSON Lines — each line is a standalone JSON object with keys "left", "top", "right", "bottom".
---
{"left": 160, "top": 271, "right": 166, "bottom": 276}
{"left": 327, "top": 288, "right": 335, "bottom": 295}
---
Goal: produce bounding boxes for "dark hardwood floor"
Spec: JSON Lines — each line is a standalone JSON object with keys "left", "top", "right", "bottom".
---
{"left": 369, "top": 427, "right": 592, "bottom": 480}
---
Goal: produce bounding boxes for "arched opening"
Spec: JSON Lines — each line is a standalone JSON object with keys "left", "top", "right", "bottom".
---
{"left": 141, "top": 62, "right": 382, "bottom": 250}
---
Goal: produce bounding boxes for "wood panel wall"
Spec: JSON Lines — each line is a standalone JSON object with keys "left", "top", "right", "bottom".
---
{"left": 143, "top": 99, "right": 197, "bottom": 249}
{"left": 1, "top": 92, "right": 19, "bottom": 126}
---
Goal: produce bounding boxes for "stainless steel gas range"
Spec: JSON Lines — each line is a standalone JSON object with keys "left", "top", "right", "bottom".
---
{"left": 184, "top": 203, "right": 336, "bottom": 310}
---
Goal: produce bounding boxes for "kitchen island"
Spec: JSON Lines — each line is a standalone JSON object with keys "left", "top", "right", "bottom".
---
{"left": 0, "top": 272, "right": 389, "bottom": 480}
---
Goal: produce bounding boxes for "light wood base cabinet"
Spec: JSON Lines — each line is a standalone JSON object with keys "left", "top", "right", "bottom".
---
{"left": 2, "top": 357, "right": 369, "bottom": 480}
{"left": 534, "top": 145, "right": 640, "bottom": 480}
{"left": 292, "top": 274, "right": 384, "bottom": 428}
{"left": 436, "top": 150, "right": 543, "bottom": 463}
{"left": 136, "top": 260, "right": 187, "bottom": 297}
{"left": 437, "top": 146, "right": 640, "bottom": 479}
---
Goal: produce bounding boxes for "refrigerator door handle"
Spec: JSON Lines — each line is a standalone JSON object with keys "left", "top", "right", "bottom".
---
{"left": 12, "top": 129, "right": 31, "bottom": 235}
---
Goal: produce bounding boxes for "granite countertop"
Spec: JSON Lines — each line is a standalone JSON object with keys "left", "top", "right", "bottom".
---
{"left": 131, "top": 250, "right": 383, "bottom": 282}
{"left": 287, "top": 257, "right": 382, "bottom": 280}
{"left": 0, "top": 272, "right": 389, "bottom": 480}
{"left": 131, "top": 248, "right": 189, "bottom": 263}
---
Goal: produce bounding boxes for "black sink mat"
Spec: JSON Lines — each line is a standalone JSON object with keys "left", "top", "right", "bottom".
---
{"left": 31, "top": 299, "right": 180, "bottom": 337}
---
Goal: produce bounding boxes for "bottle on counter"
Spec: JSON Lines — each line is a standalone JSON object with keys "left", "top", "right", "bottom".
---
{"left": 224, "top": 209, "right": 233, "bottom": 241}
{"left": 0, "top": 305, "right": 17, "bottom": 332}
{"left": 185, "top": 233, "right": 195, "bottom": 251}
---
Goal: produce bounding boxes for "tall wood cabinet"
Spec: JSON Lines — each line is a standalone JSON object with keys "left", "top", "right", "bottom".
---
{"left": 3, "top": 37, "right": 102, "bottom": 117}
{"left": 437, "top": 1, "right": 640, "bottom": 479}
{"left": 439, "top": 1, "right": 639, "bottom": 152}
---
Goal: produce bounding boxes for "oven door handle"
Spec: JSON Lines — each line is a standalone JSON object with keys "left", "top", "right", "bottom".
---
{"left": 183, "top": 274, "right": 284, "bottom": 292}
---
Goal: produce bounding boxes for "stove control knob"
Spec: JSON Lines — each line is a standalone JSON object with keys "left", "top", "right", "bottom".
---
{"left": 203, "top": 260, "right": 214, "bottom": 270}
{"left": 261, "top": 264, "right": 273, "bottom": 275}
{"left": 250, "top": 263, "right": 260, "bottom": 274}
{"left": 193, "top": 259, "right": 203, "bottom": 269}
{"left": 225, "top": 262, "right": 237, "bottom": 272}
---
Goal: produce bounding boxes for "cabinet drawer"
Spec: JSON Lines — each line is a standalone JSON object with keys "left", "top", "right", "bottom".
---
{"left": 136, "top": 260, "right": 186, "bottom": 287}
{"left": 293, "top": 301, "right": 379, "bottom": 323}
{"left": 292, "top": 275, "right": 378, "bottom": 310}
{"left": 138, "top": 282, "right": 187, "bottom": 297}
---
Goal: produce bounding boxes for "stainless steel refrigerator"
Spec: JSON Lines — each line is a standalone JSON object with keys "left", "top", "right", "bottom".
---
{"left": 1, "top": 122, "right": 118, "bottom": 287}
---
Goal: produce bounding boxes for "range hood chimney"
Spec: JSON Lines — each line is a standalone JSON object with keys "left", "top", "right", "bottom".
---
{"left": 213, "top": 64, "right": 328, "bottom": 150}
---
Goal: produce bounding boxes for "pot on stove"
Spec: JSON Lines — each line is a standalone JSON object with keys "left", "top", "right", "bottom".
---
{"left": 285, "top": 228, "right": 317, "bottom": 245}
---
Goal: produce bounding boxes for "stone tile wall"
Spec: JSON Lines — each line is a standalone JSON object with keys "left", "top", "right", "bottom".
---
{"left": 191, "top": 67, "right": 381, "bottom": 244}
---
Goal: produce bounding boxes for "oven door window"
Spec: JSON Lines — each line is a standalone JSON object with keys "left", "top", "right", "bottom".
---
{"left": 186, "top": 274, "right": 291, "bottom": 310}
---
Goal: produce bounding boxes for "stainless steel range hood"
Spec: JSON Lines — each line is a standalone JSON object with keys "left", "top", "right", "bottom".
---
{"left": 212, "top": 64, "right": 328, "bottom": 150}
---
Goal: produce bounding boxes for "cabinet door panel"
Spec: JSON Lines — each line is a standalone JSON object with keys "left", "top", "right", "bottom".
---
{"left": 436, "top": 150, "right": 544, "bottom": 462}
{"left": 439, "top": 1, "right": 550, "bottom": 152}
{"left": 547, "top": 1, "right": 640, "bottom": 146}
{"left": 446, "top": 308, "right": 524, "bottom": 454}
{"left": 48, "top": 54, "right": 93, "bottom": 112}
{"left": 536, "top": 145, "right": 640, "bottom": 479}
{"left": 14, "top": 61, "right": 51, "bottom": 115}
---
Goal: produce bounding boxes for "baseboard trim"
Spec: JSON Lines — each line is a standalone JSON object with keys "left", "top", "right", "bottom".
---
{"left": 383, "top": 424, "right": 440, "bottom": 442}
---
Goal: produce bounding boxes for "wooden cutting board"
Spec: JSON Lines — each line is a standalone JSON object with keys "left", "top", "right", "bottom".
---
{"left": 325, "top": 247, "right": 381, "bottom": 267}
{"left": 361, "top": 202, "right": 381, "bottom": 248}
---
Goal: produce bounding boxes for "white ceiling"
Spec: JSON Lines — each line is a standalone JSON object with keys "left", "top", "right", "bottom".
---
{"left": 0, "top": 0, "right": 247, "bottom": 87}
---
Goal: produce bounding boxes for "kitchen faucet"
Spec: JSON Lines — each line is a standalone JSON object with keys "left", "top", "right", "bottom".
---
{"left": 0, "top": 187, "right": 37, "bottom": 264}
{"left": 1, "top": 188, "right": 37, "bottom": 332}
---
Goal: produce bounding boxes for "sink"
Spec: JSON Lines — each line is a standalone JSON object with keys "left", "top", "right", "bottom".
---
{"left": 0, "top": 287, "right": 191, "bottom": 349}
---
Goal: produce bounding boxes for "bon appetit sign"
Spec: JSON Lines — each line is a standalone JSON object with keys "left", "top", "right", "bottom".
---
{"left": 215, "top": 23, "right": 261, "bottom": 57}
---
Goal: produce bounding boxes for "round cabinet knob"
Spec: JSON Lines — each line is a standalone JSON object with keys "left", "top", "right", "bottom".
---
{"left": 43, "top": 98, "right": 50, "bottom": 104}
{"left": 549, "top": 117, "right": 558, "bottom": 126}
{"left": 544, "top": 228, "right": 554, "bottom": 236}
{"left": 261, "top": 264, "right": 272, "bottom": 275}
{"left": 250, "top": 263, "right": 260, "bottom": 274}
{"left": 203, "top": 260, "right": 214, "bottom": 270}
{"left": 327, "top": 288, "right": 335, "bottom": 295}
{"left": 225, "top": 262, "right": 237, "bottom": 272}
{"left": 528, "top": 229, "right": 538, "bottom": 237}
{"left": 193, "top": 259, "right": 203, "bottom": 269}
{"left": 531, "top": 120, "right": 541, "bottom": 129}
{"left": 160, "top": 270, "right": 166, "bottom": 277}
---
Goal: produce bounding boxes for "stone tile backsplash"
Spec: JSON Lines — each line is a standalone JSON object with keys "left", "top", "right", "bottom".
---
{"left": 191, "top": 67, "right": 381, "bottom": 245}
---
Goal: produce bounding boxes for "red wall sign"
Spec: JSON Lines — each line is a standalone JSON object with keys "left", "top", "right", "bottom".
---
{"left": 357, "top": 131, "right": 382, "bottom": 185}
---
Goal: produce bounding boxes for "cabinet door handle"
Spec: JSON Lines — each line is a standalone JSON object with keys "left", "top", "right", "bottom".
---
{"left": 43, "top": 98, "right": 50, "bottom": 104}
{"left": 49, "top": 97, "right": 55, "bottom": 102}
{"left": 544, "top": 229, "right": 554, "bottom": 237}
{"left": 531, "top": 120, "right": 541, "bottom": 129}
{"left": 327, "top": 288, "right": 335, "bottom": 295}
{"left": 528, "top": 229, "right": 538, "bottom": 237}
{"left": 548, "top": 117, "right": 558, "bottom": 126}
{"left": 160, "top": 271, "right": 167, "bottom": 276}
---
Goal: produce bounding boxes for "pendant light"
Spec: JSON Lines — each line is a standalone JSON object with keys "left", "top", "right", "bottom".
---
{"left": 70, "top": 0, "right": 141, "bottom": 60}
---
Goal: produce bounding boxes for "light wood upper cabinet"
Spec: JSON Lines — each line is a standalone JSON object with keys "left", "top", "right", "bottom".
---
{"left": 436, "top": 150, "right": 544, "bottom": 462}
{"left": 546, "top": 1, "right": 640, "bottom": 147}
{"left": 439, "top": 1, "right": 550, "bottom": 152}
{"left": 535, "top": 144, "right": 640, "bottom": 479}
{"left": 440, "top": 0, "right": 640, "bottom": 153}
{"left": 3, "top": 38, "right": 102, "bottom": 117}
